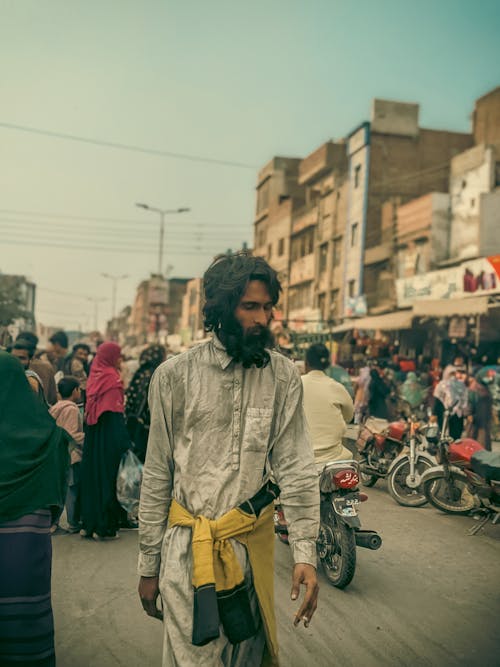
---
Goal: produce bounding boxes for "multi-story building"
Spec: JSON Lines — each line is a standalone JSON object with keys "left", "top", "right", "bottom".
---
{"left": 473, "top": 86, "right": 500, "bottom": 146}
{"left": 254, "top": 157, "right": 304, "bottom": 320}
{"left": 106, "top": 306, "right": 132, "bottom": 345}
{"left": 253, "top": 90, "right": 500, "bottom": 333}
{"left": 344, "top": 99, "right": 473, "bottom": 315}
{"left": 167, "top": 278, "right": 190, "bottom": 336}
{"left": 448, "top": 143, "right": 500, "bottom": 262}
{"left": 395, "top": 192, "right": 450, "bottom": 279}
{"left": 180, "top": 277, "right": 204, "bottom": 345}
{"left": 288, "top": 141, "right": 348, "bottom": 328}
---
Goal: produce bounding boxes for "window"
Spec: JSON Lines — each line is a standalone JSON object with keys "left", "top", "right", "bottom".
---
{"left": 257, "top": 181, "right": 270, "bottom": 213}
{"left": 278, "top": 238, "right": 285, "bottom": 256}
{"left": 332, "top": 240, "right": 341, "bottom": 267}
{"left": 470, "top": 198, "right": 475, "bottom": 209}
{"left": 348, "top": 279, "right": 356, "bottom": 298}
{"left": 256, "top": 224, "right": 266, "bottom": 248}
{"left": 354, "top": 164, "right": 361, "bottom": 188}
{"left": 330, "top": 289, "right": 339, "bottom": 315}
{"left": 267, "top": 243, "right": 272, "bottom": 259}
{"left": 318, "top": 294, "right": 326, "bottom": 320}
{"left": 288, "top": 283, "right": 312, "bottom": 311}
{"left": 351, "top": 223, "right": 359, "bottom": 247}
{"left": 319, "top": 244, "right": 328, "bottom": 273}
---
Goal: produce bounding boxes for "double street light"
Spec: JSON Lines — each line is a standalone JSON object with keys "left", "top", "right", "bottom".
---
{"left": 135, "top": 202, "right": 191, "bottom": 276}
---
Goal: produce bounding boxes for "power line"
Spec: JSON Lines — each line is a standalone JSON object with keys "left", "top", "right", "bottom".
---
{"left": 0, "top": 208, "right": 251, "bottom": 230}
{"left": 0, "top": 238, "right": 240, "bottom": 257}
{"left": 37, "top": 286, "right": 107, "bottom": 301}
{"left": 0, "top": 230, "right": 240, "bottom": 251}
{"left": 0, "top": 121, "right": 258, "bottom": 170}
{"left": 0, "top": 219, "right": 247, "bottom": 241}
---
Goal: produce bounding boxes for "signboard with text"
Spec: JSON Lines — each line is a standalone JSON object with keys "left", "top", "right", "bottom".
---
{"left": 396, "top": 255, "right": 500, "bottom": 308}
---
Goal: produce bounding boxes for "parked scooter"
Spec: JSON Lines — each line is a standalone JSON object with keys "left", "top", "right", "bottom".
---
{"left": 274, "top": 458, "right": 382, "bottom": 589}
{"left": 356, "top": 408, "right": 434, "bottom": 506}
{"left": 421, "top": 410, "right": 500, "bottom": 533}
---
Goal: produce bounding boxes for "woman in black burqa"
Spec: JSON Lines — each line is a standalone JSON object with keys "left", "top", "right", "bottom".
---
{"left": 125, "top": 344, "right": 166, "bottom": 463}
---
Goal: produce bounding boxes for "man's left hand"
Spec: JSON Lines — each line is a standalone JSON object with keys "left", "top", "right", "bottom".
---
{"left": 291, "top": 563, "right": 319, "bottom": 628}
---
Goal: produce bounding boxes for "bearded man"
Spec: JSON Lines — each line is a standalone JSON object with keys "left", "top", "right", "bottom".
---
{"left": 138, "top": 252, "right": 319, "bottom": 667}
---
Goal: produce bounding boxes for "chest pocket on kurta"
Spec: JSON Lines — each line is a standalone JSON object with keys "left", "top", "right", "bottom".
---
{"left": 241, "top": 407, "right": 273, "bottom": 455}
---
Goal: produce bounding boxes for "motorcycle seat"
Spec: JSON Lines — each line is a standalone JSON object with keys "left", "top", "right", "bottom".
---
{"left": 364, "top": 417, "right": 389, "bottom": 434}
{"left": 471, "top": 450, "right": 500, "bottom": 482}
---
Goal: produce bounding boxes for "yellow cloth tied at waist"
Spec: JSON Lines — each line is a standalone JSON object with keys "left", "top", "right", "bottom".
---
{"left": 168, "top": 498, "right": 279, "bottom": 666}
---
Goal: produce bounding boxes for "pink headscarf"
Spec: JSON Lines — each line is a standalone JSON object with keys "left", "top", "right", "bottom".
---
{"left": 85, "top": 342, "right": 124, "bottom": 426}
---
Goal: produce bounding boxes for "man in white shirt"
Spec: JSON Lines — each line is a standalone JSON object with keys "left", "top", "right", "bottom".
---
{"left": 302, "top": 344, "right": 354, "bottom": 465}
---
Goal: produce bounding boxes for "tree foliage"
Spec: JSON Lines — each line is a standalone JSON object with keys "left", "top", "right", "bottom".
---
{"left": 0, "top": 276, "right": 29, "bottom": 326}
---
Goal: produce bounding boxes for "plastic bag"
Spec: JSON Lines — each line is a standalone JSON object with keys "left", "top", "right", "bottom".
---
{"left": 116, "top": 449, "right": 143, "bottom": 517}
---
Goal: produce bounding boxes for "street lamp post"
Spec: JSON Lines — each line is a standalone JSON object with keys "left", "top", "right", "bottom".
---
{"left": 86, "top": 296, "right": 108, "bottom": 332}
{"left": 135, "top": 203, "right": 190, "bottom": 276}
{"left": 101, "top": 273, "right": 129, "bottom": 319}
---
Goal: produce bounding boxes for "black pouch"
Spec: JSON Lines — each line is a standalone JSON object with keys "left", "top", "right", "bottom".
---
{"left": 192, "top": 584, "right": 220, "bottom": 646}
{"left": 217, "top": 581, "right": 257, "bottom": 645}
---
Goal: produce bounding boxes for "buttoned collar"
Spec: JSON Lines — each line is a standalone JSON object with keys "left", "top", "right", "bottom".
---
{"left": 211, "top": 334, "right": 234, "bottom": 370}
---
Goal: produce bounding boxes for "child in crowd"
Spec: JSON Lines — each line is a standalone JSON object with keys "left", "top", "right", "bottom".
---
{"left": 49, "top": 376, "right": 84, "bottom": 533}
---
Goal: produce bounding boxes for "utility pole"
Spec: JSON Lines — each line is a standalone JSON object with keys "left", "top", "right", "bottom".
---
{"left": 135, "top": 203, "right": 190, "bottom": 276}
{"left": 101, "top": 274, "right": 128, "bottom": 319}
{"left": 86, "top": 297, "right": 107, "bottom": 332}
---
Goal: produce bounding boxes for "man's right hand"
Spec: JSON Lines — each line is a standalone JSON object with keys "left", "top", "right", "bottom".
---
{"left": 138, "top": 576, "right": 163, "bottom": 621}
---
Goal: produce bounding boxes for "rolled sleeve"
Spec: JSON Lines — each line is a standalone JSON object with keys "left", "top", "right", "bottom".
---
{"left": 137, "top": 368, "right": 174, "bottom": 577}
{"left": 271, "top": 369, "right": 320, "bottom": 568}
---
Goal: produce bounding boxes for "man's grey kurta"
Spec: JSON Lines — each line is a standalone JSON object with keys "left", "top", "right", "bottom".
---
{"left": 138, "top": 337, "right": 319, "bottom": 667}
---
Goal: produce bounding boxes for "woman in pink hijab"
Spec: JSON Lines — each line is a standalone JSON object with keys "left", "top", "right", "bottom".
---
{"left": 81, "top": 342, "right": 130, "bottom": 539}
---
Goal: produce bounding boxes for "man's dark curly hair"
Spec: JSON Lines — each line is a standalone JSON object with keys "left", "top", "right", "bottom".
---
{"left": 203, "top": 251, "right": 281, "bottom": 333}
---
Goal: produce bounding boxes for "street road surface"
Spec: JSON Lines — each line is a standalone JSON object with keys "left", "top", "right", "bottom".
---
{"left": 52, "top": 481, "right": 499, "bottom": 667}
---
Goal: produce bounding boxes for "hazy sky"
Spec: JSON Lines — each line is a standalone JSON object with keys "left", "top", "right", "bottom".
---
{"left": 1, "top": 0, "right": 499, "bottom": 332}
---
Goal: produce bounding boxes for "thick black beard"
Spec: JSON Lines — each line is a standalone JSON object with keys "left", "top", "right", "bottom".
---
{"left": 218, "top": 315, "right": 274, "bottom": 368}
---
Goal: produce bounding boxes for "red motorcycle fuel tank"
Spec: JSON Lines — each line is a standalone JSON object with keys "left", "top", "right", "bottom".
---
{"left": 449, "top": 438, "right": 483, "bottom": 465}
{"left": 387, "top": 421, "right": 407, "bottom": 442}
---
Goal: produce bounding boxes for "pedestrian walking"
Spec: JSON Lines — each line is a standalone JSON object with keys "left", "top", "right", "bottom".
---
{"left": 302, "top": 343, "right": 353, "bottom": 465}
{"left": 468, "top": 376, "right": 493, "bottom": 450}
{"left": 38, "top": 330, "right": 69, "bottom": 377}
{"left": 400, "top": 371, "right": 428, "bottom": 411}
{"left": 368, "top": 363, "right": 391, "bottom": 420}
{"left": 354, "top": 365, "right": 371, "bottom": 424}
{"left": 63, "top": 343, "right": 91, "bottom": 402}
{"left": 50, "top": 377, "right": 85, "bottom": 532}
{"left": 0, "top": 351, "right": 69, "bottom": 667}
{"left": 138, "top": 252, "right": 319, "bottom": 667}
{"left": 16, "top": 332, "right": 58, "bottom": 405}
{"left": 80, "top": 342, "right": 130, "bottom": 540}
{"left": 433, "top": 368, "right": 470, "bottom": 439}
{"left": 9, "top": 339, "right": 47, "bottom": 400}
{"left": 125, "top": 344, "right": 166, "bottom": 463}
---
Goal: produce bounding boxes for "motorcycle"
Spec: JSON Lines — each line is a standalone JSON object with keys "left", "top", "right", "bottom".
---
{"left": 356, "top": 410, "right": 435, "bottom": 507}
{"left": 274, "top": 458, "right": 382, "bottom": 589}
{"left": 421, "top": 412, "right": 500, "bottom": 533}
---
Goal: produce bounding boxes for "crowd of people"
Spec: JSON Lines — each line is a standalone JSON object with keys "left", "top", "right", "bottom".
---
{"left": 1, "top": 329, "right": 168, "bottom": 665}
{"left": 0, "top": 251, "right": 498, "bottom": 667}
{"left": 5, "top": 331, "right": 169, "bottom": 535}
{"left": 350, "top": 353, "right": 496, "bottom": 450}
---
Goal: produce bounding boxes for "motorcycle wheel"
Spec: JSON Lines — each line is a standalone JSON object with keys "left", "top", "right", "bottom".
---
{"left": 387, "top": 457, "right": 433, "bottom": 507}
{"left": 423, "top": 472, "right": 476, "bottom": 515}
{"left": 318, "top": 515, "right": 356, "bottom": 589}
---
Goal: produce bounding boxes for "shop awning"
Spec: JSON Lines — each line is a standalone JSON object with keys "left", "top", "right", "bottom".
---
{"left": 412, "top": 296, "right": 490, "bottom": 317}
{"left": 332, "top": 309, "right": 414, "bottom": 333}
